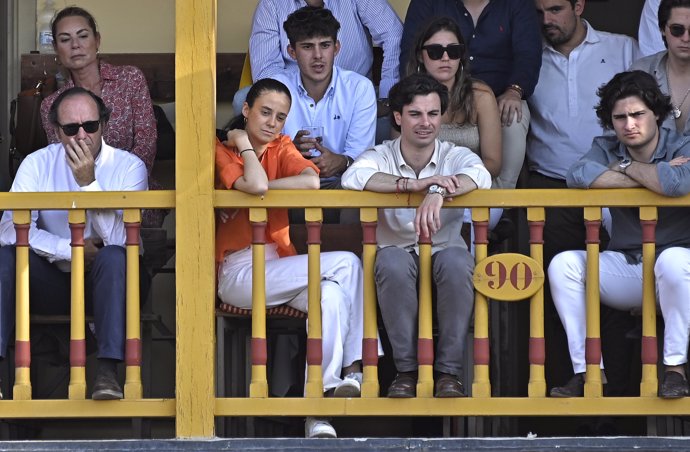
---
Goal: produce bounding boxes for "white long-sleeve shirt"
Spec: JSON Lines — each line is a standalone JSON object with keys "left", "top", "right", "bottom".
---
{"left": 342, "top": 138, "right": 491, "bottom": 254}
{"left": 527, "top": 22, "right": 640, "bottom": 180}
{"left": 0, "top": 141, "right": 148, "bottom": 271}
{"left": 638, "top": 0, "right": 665, "bottom": 57}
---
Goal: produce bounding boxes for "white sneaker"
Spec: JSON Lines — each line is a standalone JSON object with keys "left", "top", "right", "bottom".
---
{"left": 305, "top": 417, "right": 337, "bottom": 438}
{"left": 333, "top": 372, "right": 362, "bottom": 398}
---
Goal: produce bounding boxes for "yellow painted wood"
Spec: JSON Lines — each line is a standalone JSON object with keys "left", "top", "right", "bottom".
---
{"left": 13, "top": 368, "right": 32, "bottom": 401}
{"left": 360, "top": 207, "right": 380, "bottom": 398}
{"left": 124, "top": 209, "right": 143, "bottom": 399}
{"left": 249, "top": 366, "right": 268, "bottom": 398}
{"left": 214, "top": 187, "right": 690, "bottom": 210}
{"left": 305, "top": 208, "right": 324, "bottom": 398}
{"left": 68, "top": 368, "right": 86, "bottom": 400}
{"left": 583, "top": 207, "right": 603, "bottom": 398}
{"left": 0, "top": 399, "right": 175, "bottom": 418}
{"left": 639, "top": 206, "right": 658, "bottom": 397}
{"left": 250, "top": 208, "right": 268, "bottom": 399}
{"left": 13, "top": 210, "right": 32, "bottom": 400}
{"left": 472, "top": 208, "right": 491, "bottom": 398}
{"left": 527, "top": 207, "right": 546, "bottom": 397}
{"left": 216, "top": 395, "right": 690, "bottom": 416}
{"left": 473, "top": 253, "right": 544, "bottom": 301}
{"left": 175, "top": 0, "right": 217, "bottom": 438}
{"left": 67, "top": 210, "right": 87, "bottom": 400}
{"left": 417, "top": 241, "right": 434, "bottom": 398}
{"left": 0, "top": 191, "right": 174, "bottom": 210}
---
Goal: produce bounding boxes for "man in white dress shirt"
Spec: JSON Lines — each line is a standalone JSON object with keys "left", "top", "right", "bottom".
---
{"left": 342, "top": 74, "right": 491, "bottom": 398}
{"left": 0, "top": 87, "right": 148, "bottom": 400}
{"left": 529, "top": 0, "right": 640, "bottom": 394}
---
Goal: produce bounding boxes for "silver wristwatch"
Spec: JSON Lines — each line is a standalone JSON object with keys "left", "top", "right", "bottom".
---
{"left": 427, "top": 184, "right": 446, "bottom": 197}
{"left": 619, "top": 158, "right": 632, "bottom": 174}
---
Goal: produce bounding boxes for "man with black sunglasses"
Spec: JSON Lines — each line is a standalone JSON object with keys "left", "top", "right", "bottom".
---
{"left": 529, "top": 0, "right": 639, "bottom": 395}
{"left": 0, "top": 87, "right": 148, "bottom": 401}
{"left": 632, "top": 0, "right": 690, "bottom": 135}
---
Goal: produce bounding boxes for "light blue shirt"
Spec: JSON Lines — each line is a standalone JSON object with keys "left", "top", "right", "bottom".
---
{"left": 273, "top": 65, "right": 376, "bottom": 162}
{"left": 249, "top": 0, "right": 402, "bottom": 98}
{"left": 527, "top": 22, "right": 640, "bottom": 180}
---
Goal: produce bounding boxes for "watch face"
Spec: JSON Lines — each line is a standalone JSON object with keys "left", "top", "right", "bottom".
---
{"left": 620, "top": 158, "right": 632, "bottom": 168}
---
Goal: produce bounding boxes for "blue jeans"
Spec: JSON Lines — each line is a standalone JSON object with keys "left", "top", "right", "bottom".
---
{"left": 0, "top": 245, "right": 150, "bottom": 361}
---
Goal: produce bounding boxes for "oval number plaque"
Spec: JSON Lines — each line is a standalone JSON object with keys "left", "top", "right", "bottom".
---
{"left": 473, "top": 253, "right": 545, "bottom": 301}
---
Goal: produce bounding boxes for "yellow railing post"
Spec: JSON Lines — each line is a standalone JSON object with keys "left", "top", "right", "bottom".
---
{"left": 527, "top": 207, "right": 546, "bottom": 397}
{"left": 68, "top": 210, "right": 87, "bottom": 400}
{"left": 583, "top": 207, "right": 603, "bottom": 398}
{"left": 639, "top": 206, "right": 658, "bottom": 397}
{"left": 175, "top": 0, "right": 217, "bottom": 438}
{"left": 416, "top": 230, "right": 434, "bottom": 398}
{"left": 472, "top": 207, "right": 491, "bottom": 398}
{"left": 304, "top": 208, "right": 324, "bottom": 398}
{"left": 13, "top": 210, "right": 32, "bottom": 400}
{"left": 360, "top": 207, "right": 380, "bottom": 398}
{"left": 249, "top": 208, "right": 269, "bottom": 398}
{"left": 124, "top": 209, "right": 143, "bottom": 399}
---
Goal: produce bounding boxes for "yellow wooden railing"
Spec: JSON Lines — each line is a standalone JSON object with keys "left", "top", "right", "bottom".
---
{"left": 3, "top": 187, "right": 690, "bottom": 437}
{"left": 1, "top": 0, "right": 690, "bottom": 439}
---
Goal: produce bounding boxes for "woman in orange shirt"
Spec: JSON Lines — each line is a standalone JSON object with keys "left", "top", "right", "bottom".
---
{"left": 215, "top": 79, "right": 368, "bottom": 439}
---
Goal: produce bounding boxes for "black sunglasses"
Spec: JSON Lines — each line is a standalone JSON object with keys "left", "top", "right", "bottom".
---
{"left": 422, "top": 44, "right": 464, "bottom": 60}
{"left": 58, "top": 120, "right": 100, "bottom": 136}
{"left": 668, "top": 24, "right": 690, "bottom": 38}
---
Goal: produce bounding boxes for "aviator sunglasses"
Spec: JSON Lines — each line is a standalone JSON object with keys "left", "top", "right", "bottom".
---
{"left": 422, "top": 43, "right": 464, "bottom": 60}
{"left": 58, "top": 120, "right": 100, "bottom": 136}
{"left": 668, "top": 24, "right": 690, "bottom": 38}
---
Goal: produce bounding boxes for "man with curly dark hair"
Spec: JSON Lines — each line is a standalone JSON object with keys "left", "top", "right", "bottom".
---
{"left": 550, "top": 70, "right": 690, "bottom": 399}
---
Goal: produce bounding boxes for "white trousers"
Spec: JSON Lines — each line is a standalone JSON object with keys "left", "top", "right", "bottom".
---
{"left": 217, "top": 244, "right": 365, "bottom": 391}
{"left": 549, "top": 247, "right": 690, "bottom": 374}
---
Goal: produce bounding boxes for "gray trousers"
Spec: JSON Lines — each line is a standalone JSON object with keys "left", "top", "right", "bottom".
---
{"left": 375, "top": 246, "right": 474, "bottom": 377}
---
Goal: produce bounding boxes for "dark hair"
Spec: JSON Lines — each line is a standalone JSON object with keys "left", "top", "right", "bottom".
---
{"left": 595, "top": 71, "right": 672, "bottom": 129}
{"left": 283, "top": 6, "right": 340, "bottom": 47}
{"left": 658, "top": 0, "right": 690, "bottom": 47}
{"left": 388, "top": 74, "right": 449, "bottom": 132}
{"left": 48, "top": 87, "right": 111, "bottom": 128}
{"left": 406, "top": 17, "right": 478, "bottom": 124}
{"left": 226, "top": 78, "right": 292, "bottom": 131}
{"left": 51, "top": 6, "right": 100, "bottom": 47}
{"left": 659, "top": 0, "right": 690, "bottom": 30}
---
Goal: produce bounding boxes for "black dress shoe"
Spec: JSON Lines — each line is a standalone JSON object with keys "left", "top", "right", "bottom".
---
{"left": 92, "top": 368, "right": 123, "bottom": 400}
{"left": 434, "top": 373, "right": 466, "bottom": 398}
{"left": 387, "top": 372, "right": 417, "bottom": 398}
{"left": 550, "top": 372, "right": 584, "bottom": 398}
{"left": 659, "top": 371, "right": 690, "bottom": 399}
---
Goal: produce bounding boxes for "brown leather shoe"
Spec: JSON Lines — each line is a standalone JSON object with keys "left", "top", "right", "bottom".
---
{"left": 387, "top": 372, "right": 417, "bottom": 398}
{"left": 434, "top": 373, "right": 466, "bottom": 398}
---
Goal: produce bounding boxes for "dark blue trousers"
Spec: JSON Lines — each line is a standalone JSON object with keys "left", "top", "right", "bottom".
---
{"left": 0, "top": 245, "right": 149, "bottom": 361}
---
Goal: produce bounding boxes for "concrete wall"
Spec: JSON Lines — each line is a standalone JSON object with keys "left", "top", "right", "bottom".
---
{"left": 33, "top": 0, "right": 411, "bottom": 53}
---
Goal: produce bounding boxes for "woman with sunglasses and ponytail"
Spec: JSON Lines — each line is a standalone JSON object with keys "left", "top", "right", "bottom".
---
{"left": 216, "top": 78, "right": 374, "bottom": 439}
{"left": 39, "top": 6, "right": 160, "bottom": 226}
{"left": 406, "top": 17, "right": 504, "bottom": 233}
